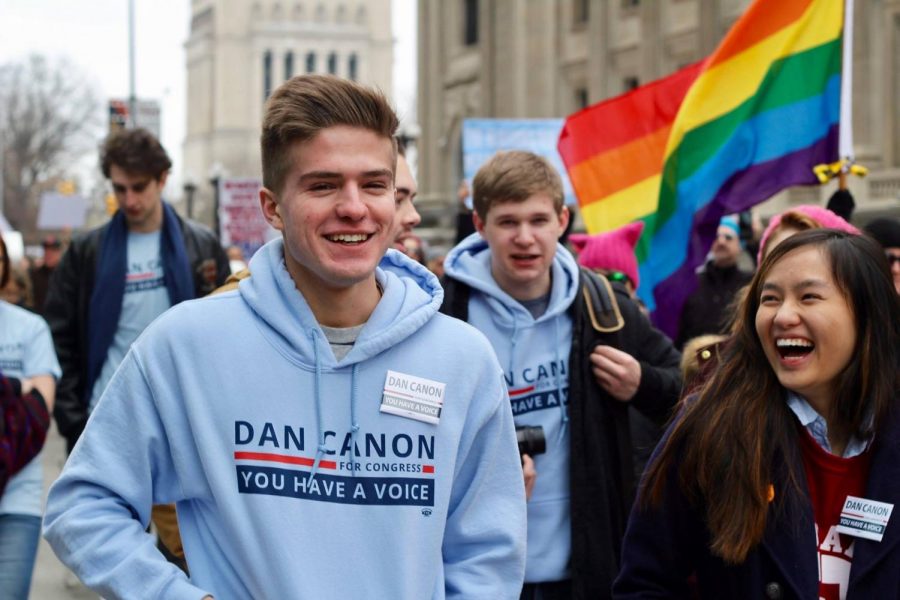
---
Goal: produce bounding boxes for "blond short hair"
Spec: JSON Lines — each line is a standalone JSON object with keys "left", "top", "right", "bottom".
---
{"left": 472, "top": 151, "right": 564, "bottom": 220}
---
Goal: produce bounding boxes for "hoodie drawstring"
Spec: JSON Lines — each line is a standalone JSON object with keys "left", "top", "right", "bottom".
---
{"left": 349, "top": 364, "right": 360, "bottom": 476}
{"left": 309, "top": 330, "right": 329, "bottom": 482}
{"left": 308, "top": 330, "right": 361, "bottom": 481}
{"left": 508, "top": 310, "right": 566, "bottom": 437}
{"left": 506, "top": 309, "right": 520, "bottom": 384}
{"left": 553, "top": 316, "right": 568, "bottom": 441}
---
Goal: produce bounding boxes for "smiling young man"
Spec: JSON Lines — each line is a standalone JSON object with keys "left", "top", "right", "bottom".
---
{"left": 44, "top": 75, "right": 525, "bottom": 599}
{"left": 441, "top": 150, "right": 681, "bottom": 599}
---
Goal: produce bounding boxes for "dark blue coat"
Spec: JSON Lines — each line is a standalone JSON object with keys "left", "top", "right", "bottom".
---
{"left": 613, "top": 404, "right": 900, "bottom": 599}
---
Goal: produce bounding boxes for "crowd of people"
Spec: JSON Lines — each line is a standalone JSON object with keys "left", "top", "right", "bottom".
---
{"left": 0, "top": 74, "right": 898, "bottom": 599}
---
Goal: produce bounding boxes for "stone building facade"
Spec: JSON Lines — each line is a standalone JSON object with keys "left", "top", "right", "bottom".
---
{"left": 417, "top": 0, "right": 900, "bottom": 241}
{"left": 183, "top": 0, "right": 393, "bottom": 225}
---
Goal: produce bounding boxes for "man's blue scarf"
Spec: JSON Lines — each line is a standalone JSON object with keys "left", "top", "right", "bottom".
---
{"left": 85, "top": 202, "right": 194, "bottom": 401}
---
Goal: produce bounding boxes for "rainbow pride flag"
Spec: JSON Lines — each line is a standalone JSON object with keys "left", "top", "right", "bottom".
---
{"left": 560, "top": 0, "right": 843, "bottom": 338}
{"left": 558, "top": 62, "right": 703, "bottom": 236}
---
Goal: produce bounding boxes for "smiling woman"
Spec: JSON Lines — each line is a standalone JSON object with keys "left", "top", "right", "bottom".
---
{"left": 614, "top": 229, "right": 900, "bottom": 599}
{"left": 754, "top": 245, "right": 858, "bottom": 431}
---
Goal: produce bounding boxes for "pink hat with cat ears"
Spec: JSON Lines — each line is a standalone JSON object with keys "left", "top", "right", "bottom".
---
{"left": 570, "top": 221, "right": 645, "bottom": 290}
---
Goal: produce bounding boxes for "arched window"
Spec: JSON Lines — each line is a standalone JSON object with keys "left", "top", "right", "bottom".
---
{"left": 263, "top": 50, "right": 273, "bottom": 99}
{"left": 315, "top": 4, "right": 326, "bottom": 22}
{"left": 285, "top": 51, "right": 294, "bottom": 80}
{"left": 327, "top": 52, "right": 337, "bottom": 75}
{"left": 463, "top": 0, "right": 479, "bottom": 46}
{"left": 336, "top": 4, "right": 347, "bottom": 23}
{"left": 356, "top": 6, "right": 367, "bottom": 25}
{"left": 306, "top": 51, "right": 316, "bottom": 73}
{"left": 292, "top": 3, "right": 304, "bottom": 21}
{"left": 573, "top": 0, "right": 589, "bottom": 25}
{"left": 347, "top": 54, "right": 358, "bottom": 81}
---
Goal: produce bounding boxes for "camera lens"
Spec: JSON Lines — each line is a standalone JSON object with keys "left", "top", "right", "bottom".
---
{"left": 515, "top": 425, "right": 546, "bottom": 456}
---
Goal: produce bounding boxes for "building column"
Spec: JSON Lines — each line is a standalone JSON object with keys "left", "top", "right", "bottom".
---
{"left": 587, "top": 0, "right": 609, "bottom": 100}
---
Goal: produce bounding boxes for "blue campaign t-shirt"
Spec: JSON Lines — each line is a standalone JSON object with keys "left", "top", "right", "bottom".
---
{"left": 0, "top": 301, "right": 61, "bottom": 516}
{"left": 90, "top": 231, "right": 171, "bottom": 410}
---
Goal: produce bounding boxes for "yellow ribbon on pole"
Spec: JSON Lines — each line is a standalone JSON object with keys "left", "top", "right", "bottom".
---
{"left": 813, "top": 159, "right": 868, "bottom": 187}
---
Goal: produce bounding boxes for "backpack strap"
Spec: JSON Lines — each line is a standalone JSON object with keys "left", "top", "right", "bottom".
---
{"left": 209, "top": 267, "right": 250, "bottom": 296}
{"left": 441, "top": 271, "right": 621, "bottom": 332}
{"left": 580, "top": 268, "right": 625, "bottom": 333}
{"left": 439, "top": 277, "right": 471, "bottom": 322}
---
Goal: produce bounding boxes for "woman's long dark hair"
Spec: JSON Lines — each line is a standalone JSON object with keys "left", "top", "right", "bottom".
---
{"left": 0, "top": 234, "right": 9, "bottom": 288}
{"left": 641, "top": 229, "right": 900, "bottom": 563}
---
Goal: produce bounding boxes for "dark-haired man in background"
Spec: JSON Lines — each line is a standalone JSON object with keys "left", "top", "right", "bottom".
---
{"left": 864, "top": 216, "right": 900, "bottom": 295}
{"left": 45, "top": 128, "right": 228, "bottom": 453}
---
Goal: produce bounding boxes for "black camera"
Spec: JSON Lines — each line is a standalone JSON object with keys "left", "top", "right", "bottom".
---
{"left": 515, "top": 425, "right": 546, "bottom": 457}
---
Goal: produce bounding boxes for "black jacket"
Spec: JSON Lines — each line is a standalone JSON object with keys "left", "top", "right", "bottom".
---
{"left": 44, "top": 212, "right": 228, "bottom": 452}
{"left": 441, "top": 270, "right": 682, "bottom": 599}
{"left": 675, "top": 261, "right": 752, "bottom": 349}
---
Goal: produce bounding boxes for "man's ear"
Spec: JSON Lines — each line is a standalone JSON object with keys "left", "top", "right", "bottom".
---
{"left": 260, "top": 188, "right": 284, "bottom": 231}
{"left": 157, "top": 170, "right": 170, "bottom": 189}
{"left": 558, "top": 205, "right": 570, "bottom": 231}
{"left": 473, "top": 211, "right": 485, "bottom": 235}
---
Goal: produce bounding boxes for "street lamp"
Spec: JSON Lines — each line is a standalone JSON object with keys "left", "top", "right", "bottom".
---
{"left": 208, "top": 162, "right": 227, "bottom": 240}
{"left": 128, "top": 0, "right": 137, "bottom": 128}
{"left": 183, "top": 175, "right": 197, "bottom": 219}
{"left": 396, "top": 122, "right": 421, "bottom": 173}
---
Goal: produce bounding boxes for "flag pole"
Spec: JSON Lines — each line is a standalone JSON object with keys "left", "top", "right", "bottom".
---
{"left": 838, "top": 0, "right": 855, "bottom": 190}
{"left": 812, "top": 0, "right": 866, "bottom": 191}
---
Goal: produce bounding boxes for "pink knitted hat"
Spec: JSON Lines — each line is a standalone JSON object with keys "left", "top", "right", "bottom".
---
{"left": 569, "top": 221, "right": 645, "bottom": 290}
{"left": 758, "top": 204, "right": 860, "bottom": 263}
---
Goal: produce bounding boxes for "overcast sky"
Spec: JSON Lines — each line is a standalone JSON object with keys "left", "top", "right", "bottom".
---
{"left": 0, "top": 0, "right": 417, "bottom": 189}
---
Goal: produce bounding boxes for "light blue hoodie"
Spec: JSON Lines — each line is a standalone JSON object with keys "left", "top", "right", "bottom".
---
{"left": 44, "top": 240, "right": 526, "bottom": 599}
{"left": 0, "top": 300, "right": 61, "bottom": 517}
{"left": 444, "top": 233, "right": 580, "bottom": 583}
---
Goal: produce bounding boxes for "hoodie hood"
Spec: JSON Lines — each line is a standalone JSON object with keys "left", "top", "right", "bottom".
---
{"left": 240, "top": 240, "right": 443, "bottom": 369}
{"left": 444, "top": 232, "right": 580, "bottom": 326}
{"left": 239, "top": 239, "right": 444, "bottom": 478}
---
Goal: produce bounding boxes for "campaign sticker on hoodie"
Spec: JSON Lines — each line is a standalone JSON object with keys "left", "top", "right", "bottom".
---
{"left": 836, "top": 496, "right": 893, "bottom": 542}
{"left": 381, "top": 370, "right": 445, "bottom": 425}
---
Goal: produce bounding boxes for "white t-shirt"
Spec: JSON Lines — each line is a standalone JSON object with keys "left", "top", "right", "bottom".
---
{"left": 88, "top": 230, "right": 171, "bottom": 412}
{"left": 90, "top": 231, "right": 172, "bottom": 411}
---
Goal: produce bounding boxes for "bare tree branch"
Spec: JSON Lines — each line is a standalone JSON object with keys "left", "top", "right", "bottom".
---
{"left": 0, "top": 54, "right": 103, "bottom": 231}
